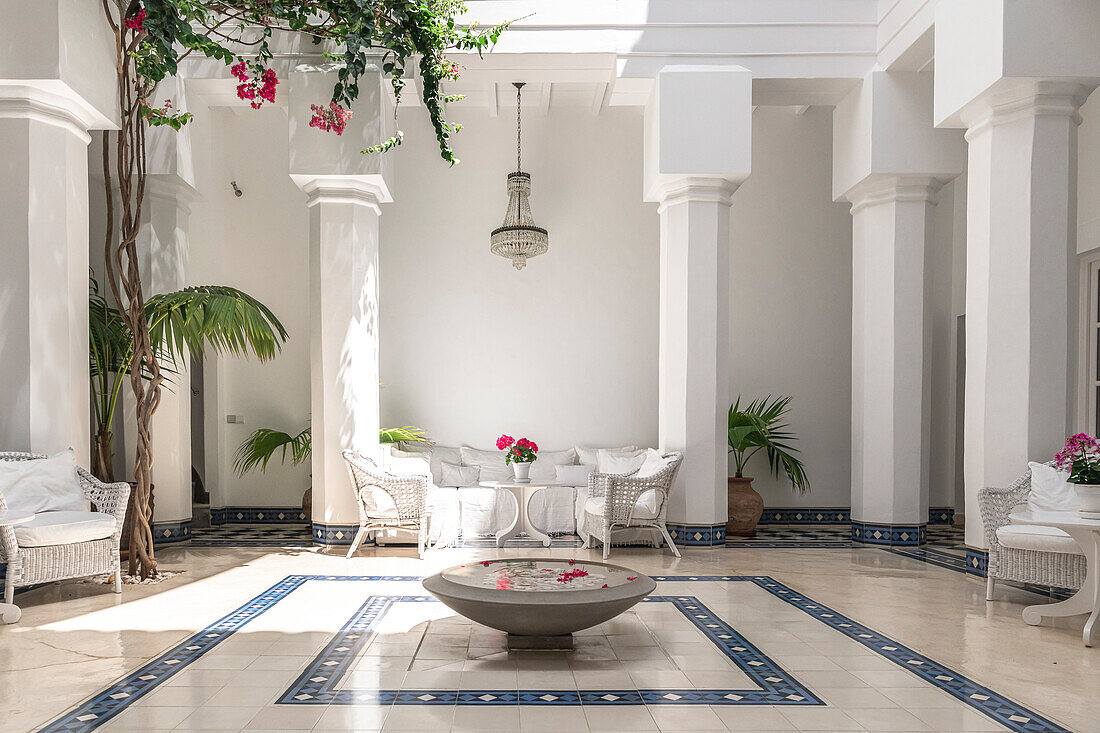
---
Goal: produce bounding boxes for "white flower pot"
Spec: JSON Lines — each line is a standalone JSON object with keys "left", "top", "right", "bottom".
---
{"left": 1074, "top": 483, "right": 1100, "bottom": 519}
{"left": 512, "top": 461, "right": 532, "bottom": 481}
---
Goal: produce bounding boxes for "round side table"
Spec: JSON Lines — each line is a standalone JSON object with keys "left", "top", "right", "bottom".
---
{"left": 1009, "top": 509, "right": 1100, "bottom": 647}
{"left": 0, "top": 510, "right": 35, "bottom": 623}
{"left": 480, "top": 480, "right": 569, "bottom": 547}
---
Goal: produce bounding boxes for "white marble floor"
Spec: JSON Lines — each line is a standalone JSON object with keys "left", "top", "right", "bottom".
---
{"left": 1, "top": 540, "right": 1095, "bottom": 732}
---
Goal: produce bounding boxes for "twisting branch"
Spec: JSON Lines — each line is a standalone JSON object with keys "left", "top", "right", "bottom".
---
{"left": 98, "top": 0, "right": 508, "bottom": 578}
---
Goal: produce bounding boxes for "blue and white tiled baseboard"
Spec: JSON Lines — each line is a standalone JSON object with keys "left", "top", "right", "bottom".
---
{"left": 965, "top": 547, "right": 989, "bottom": 577}
{"left": 151, "top": 519, "right": 191, "bottom": 545}
{"left": 759, "top": 507, "right": 955, "bottom": 526}
{"left": 759, "top": 508, "right": 850, "bottom": 524}
{"left": 850, "top": 521, "right": 926, "bottom": 546}
{"left": 666, "top": 523, "right": 726, "bottom": 546}
{"left": 312, "top": 522, "right": 363, "bottom": 546}
{"left": 211, "top": 506, "right": 308, "bottom": 525}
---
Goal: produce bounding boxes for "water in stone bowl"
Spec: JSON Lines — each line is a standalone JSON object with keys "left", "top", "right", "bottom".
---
{"left": 422, "top": 558, "right": 656, "bottom": 647}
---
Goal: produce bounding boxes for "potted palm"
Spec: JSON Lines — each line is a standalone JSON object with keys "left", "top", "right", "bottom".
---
{"left": 234, "top": 425, "right": 431, "bottom": 520}
{"left": 727, "top": 395, "right": 810, "bottom": 536}
{"left": 90, "top": 277, "right": 287, "bottom": 560}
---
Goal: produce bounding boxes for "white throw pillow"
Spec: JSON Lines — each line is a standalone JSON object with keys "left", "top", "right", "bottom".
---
{"left": 0, "top": 450, "right": 87, "bottom": 514}
{"left": 597, "top": 449, "right": 647, "bottom": 475}
{"left": 556, "top": 464, "right": 594, "bottom": 487}
{"left": 1027, "top": 462, "right": 1079, "bottom": 512}
{"left": 576, "top": 445, "right": 639, "bottom": 468}
{"left": 459, "top": 447, "right": 511, "bottom": 483}
{"left": 529, "top": 448, "right": 577, "bottom": 481}
{"left": 634, "top": 449, "right": 670, "bottom": 479}
{"left": 388, "top": 455, "right": 432, "bottom": 478}
{"left": 441, "top": 462, "right": 481, "bottom": 488}
{"left": 393, "top": 445, "right": 461, "bottom": 486}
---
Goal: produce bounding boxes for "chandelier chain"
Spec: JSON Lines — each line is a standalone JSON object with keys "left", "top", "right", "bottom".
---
{"left": 516, "top": 83, "right": 522, "bottom": 171}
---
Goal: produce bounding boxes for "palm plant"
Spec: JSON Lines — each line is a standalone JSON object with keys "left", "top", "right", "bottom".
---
{"left": 90, "top": 277, "right": 288, "bottom": 482}
{"left": 728, "top": 395, "right": 810, "bottom": 494}
{"left": 234, "top": 425, "right": 430, "bottom": 476}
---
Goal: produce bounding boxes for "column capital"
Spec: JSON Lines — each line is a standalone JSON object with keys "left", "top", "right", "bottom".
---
{"left": 959, "top": 79, "right": 1098, "bottom": 140}
{"left": 654, "top": 177, "right": 740, "bottom": 213}
{"left": 843, "top": 174, "right": 945, "bottom": 215}
{"left": 290, "top": 174, "right": 393, "bottom": 211}
{"left": 0, "top": 83, "right": 112, "bottom": 144}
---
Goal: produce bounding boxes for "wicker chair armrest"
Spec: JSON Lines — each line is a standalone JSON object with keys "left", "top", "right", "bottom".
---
{"left": 977, "top": 472, "right": 1033, "bottom": 551}
{"left": 77, "top": 467, "right": 131, "bottom": 537}
{"left": 586, "top": 471, "right": 617, "bottom": 499}
{"left": 369, "top": 474, "right": 430, "bottom": 520}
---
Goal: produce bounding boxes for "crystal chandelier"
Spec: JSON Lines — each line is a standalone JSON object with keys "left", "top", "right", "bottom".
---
{"left": 490, "top": 82, "right": 548, "bottom": 270}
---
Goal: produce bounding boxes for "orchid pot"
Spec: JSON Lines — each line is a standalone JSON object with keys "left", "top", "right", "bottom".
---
{"left": 1053, "top": 433, "right": 1100, "bottom": 518}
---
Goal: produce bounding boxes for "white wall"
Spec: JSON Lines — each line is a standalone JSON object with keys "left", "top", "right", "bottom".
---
{"left": 728, "top": 107, "right": 855, "bottom": 508}
{"left": 379, "top": 106, "right": 661, "bottom": 451}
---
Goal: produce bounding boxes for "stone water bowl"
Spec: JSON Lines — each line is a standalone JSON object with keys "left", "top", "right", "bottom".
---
{"left": 423, "top": 558, "right": 655, "bottom": 647}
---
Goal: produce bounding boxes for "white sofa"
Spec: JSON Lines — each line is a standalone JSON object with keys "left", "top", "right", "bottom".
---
{"left": 385, "top": 444, "right": 663, "bottom": 544}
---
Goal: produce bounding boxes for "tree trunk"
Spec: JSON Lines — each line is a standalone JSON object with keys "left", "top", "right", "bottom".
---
{"left": 94, "top": 428, "right": 115, "bottom": 483}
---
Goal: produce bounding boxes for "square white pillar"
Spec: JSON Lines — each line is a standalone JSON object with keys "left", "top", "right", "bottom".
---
{"left": 959, "top": 81, "right": 1095, "bottom": 548}
{"left": 0, "top": 103, "right": 93, "bottom": 464}
{"left": 644, "top": 66, "right": 751, "bottom": 545}
{"left": 847, "top": 176, "right": 942, "bottom": 543}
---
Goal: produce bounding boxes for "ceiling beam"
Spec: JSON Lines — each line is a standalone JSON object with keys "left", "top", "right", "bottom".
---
{"left": 539, "top": 82, "right": 552, "bottom": 116}
{"left": 591, "top": 82, "right": 608, "bottom": 116}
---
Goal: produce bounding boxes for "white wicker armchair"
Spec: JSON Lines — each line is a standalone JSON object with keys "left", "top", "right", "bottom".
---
{"left": 0, "top": 452, "right": 130, "bottom": 613}
{"left": 979, "top": 464, "right": 1086, "bottom": 601}
{"left": 581, "top": 452, "right": 683, "bottom": 559}
{"left": 341, "top": 449, "right": 435, "bottom": 558}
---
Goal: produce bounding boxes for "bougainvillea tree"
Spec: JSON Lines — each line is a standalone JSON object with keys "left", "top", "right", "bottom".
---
{"left": 100, "top": 0, "right": 506, "bottom": 578}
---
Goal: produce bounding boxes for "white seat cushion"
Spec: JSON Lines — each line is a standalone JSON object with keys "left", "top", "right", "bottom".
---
{"left": 996, "top": 524, "right": 1084, "bottom": 555}
{"left": 14, "top": 511, "right": 116, "bottom": 547}
{"left": 584, "top": 490, "right": 661, "bottom": 521}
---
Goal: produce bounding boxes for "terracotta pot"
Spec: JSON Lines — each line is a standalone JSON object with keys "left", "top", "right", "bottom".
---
{"left": 726, "top": 477, "right": 763, "bottom": 537}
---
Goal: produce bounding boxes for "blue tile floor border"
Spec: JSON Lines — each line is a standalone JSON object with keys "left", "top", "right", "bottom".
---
{"left": 279, "top": 594, "right": 820, "bottom": 706}
{"left": 39, "top": 574, "right": 1068, "bottom": 733}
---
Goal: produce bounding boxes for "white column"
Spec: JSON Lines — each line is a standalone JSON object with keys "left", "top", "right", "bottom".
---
{"left": 288, "top": 65, "right": 392, "bottom": 542}
{"left": 0, "top": 0, "right": 115, "bottom": 464}
{"left": 847, "top": 176, "right": 941, "bottom": 540}
{"left": 834, "top": 70, "right": 964, "bottom": 544}
{"left": 644, "top": 66, "right": 752, "bottom": 544}
{"left": 958, "top": 82, "right": 1094, "bottom": 548}
{"left": 293, "top": 177, "right": 387, "bottom": 534}
{"left": 124, "top": 174, "right": 199, "bottom": 532}
{"left": 657, "top": 180, "right": 736, "bottom": 532}
{"left": 934, "top": 0, "right": 1100, "bottom": 550}
{"left": 0, "top": 90, "right": 98, "bottom": 465}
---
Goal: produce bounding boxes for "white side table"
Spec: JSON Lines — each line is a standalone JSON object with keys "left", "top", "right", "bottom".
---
{"left": 1009, "top": 510, "right": 1100, "bottom": 646}
{"left": 480, "top": 481, "right": 569, "bottom": 548}
{"left": 0, "top": 510, "right": 35, "bottom": 623}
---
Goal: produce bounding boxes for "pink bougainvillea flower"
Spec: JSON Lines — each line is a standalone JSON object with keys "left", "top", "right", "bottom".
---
{"left": 627, "top": 576, "right": 637, "bottom": 581}
{"left": 233, "top": 63, "right": 279, "bottom": 109}
{"left": 125, "top": 8, "right": 146, "bottom": 31}
{"left": 308, "top": 102, "right": 351, "bottom": 135}
{"left": 601, "top": 584, "right": 608, "bottom": 588}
